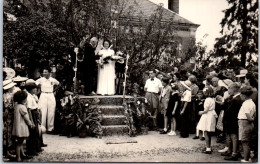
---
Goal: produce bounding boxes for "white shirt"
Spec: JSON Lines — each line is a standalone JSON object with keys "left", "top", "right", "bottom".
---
{"left": 144, "top": 77, "right": 162, "bottom": 94}
{"left": 36, "top": 77, "right": 59, "bottom": 93}
{"left": 238, "top": 99, "right": 256, "bottom": 120}
{"left": 27, "top": 92, "right": 38, "bottom": 110}
{"left": 181, "top": 90, "right": 191, "bottom": 102}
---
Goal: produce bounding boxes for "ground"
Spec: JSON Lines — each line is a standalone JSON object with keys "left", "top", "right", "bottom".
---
{"left": 23, "top": 131, "right": 253, "bottom": 163}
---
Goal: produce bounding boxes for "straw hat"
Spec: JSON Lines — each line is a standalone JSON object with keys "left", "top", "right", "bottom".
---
{"left": 3, "top": 79, "right": 16, "bottom": 90}
{"left": 3, "top": 67, "right": 16, "bottom": 80}
{"left": 218, "top": 79, "right": 233, "bottom": 89}
{"left": 236, "top": 69, "right": 248, "bottom": 78}
{"left": 13, "top": 76, "right": 28, "bottom": 82}
{"left": 180, "top": 80, "right": 192, "bottom": 90}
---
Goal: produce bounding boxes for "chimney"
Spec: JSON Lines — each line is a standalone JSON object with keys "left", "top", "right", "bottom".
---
{"left": 168, "top": 0, "right": 179, "bottom": 14}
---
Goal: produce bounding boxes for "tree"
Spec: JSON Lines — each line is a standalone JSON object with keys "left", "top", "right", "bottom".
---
{"left": 4, "top": 0, "right": 196, "bottom": 91}
{"left": 214, "top": 0, "right": 258, "bottom": 67}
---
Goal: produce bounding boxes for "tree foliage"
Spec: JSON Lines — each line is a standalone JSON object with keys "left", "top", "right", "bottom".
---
{"left": 4, "top": 0, "right": 196, "bottom": 90}
{"left": 214, "top": 0, "right": 258, "bottom": 67}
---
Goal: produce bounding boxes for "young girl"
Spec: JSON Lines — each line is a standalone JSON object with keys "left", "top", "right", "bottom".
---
{"left": 166, "top": 83, "right": 180, "bottom": 136}
{"left": 159, "top": 78, "right": 172, "bottom": 134}
{"left": 238, "top": 86, "right": 256, "bottom": 162}
{"left": 196, "top": 87, "right": 218, "bottom": 154}
{"left": 12, "top": 90, "right": 34, "bottom": 161}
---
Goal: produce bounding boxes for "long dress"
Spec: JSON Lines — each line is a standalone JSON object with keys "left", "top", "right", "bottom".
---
{"left": 96, "top": 49, "right": 116, "bottom": 95}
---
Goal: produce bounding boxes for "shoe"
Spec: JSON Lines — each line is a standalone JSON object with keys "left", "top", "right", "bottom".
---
{"left": 218, "top": 146, "right": 229, "bottom": 153}
{"left": 41, "top": 144, "right": 47, "bottom": 147}
{"left": 192, "top": 136, "right": 199, "bottom": 139}
{"left": 200, "top": 137, "right": 205, "bottom": 141}
{"left": 241, "top": 159, "right": 252, "bottom": 163}
{"left": 202, "top": 150, "right": 212, "bottom": 154}
{"left": 221, "top": 152, "right": 231, "bottom": 156}
{"left": 168, "top": 131, "right": 176, "bottom": 136}
{"left": 160, "top": 130, "right": 167, "bottom": 134}
{"left": 21, "top": 154, "right": 33, "bottom": 160}
{"left": 46, "top": 130, "right": 54, "bottom": 134}
{"left": 224, "top": 155, "right": 238, "bottom": 161}
{"left": 37, "top": 149, "right": 44, "bottom": 153}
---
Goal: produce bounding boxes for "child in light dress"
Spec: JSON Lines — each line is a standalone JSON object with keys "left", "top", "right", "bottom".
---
{"left": 196, "top": 87, "right": 218, "bottom": 154}
{"left": 12, "top": 91, "right": 34, "bottom": 161}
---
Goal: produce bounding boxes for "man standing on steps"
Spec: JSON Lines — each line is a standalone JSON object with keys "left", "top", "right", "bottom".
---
{"left": 144, "top": 70, "right": 163, "bottom": 130}
{"left": 77, "top": 35, "right": 99, "bottom": 95}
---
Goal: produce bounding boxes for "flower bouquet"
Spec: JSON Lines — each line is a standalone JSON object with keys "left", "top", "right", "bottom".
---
{"left": 102, "top": 55, "right": 113, "bottom": 64}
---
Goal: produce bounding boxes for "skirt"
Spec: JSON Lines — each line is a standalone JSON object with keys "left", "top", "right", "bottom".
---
{"left": 197, "top": 113, "right": 216, "bottom": 132}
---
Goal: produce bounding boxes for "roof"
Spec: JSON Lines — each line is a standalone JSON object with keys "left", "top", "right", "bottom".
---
{"left": 120, "top": 0, "right": 199, "bottom": 27}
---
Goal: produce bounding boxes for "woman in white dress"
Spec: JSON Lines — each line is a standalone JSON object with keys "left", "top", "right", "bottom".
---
{"left": 96, "top": 40, "right": 116, "bottom": 95}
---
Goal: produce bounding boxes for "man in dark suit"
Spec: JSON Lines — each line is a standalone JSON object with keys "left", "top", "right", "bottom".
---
{"left": 222, "top": 82, "right": 243, "bottom": 161}
{"left": 83, "top": 36, "right": 99, "bottom": 95}
{"left": 75, "top": 36, "right": 99, "bottom": 95}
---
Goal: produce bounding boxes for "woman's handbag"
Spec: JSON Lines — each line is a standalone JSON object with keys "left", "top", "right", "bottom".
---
{"left": 216, "top": 110, "right": 224, "bottom": 131}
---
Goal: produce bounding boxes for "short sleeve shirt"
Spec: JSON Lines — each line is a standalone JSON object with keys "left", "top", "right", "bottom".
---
{"left": 181, "top": 90, "right": 191, "bottom": 102}
{"left": 36, "top": 77, "right": 59, "bottom": 93}
{"left": 238, "top": 99, "right": 256, "bottom": 120}
{"left": 26, "top": 92, "right": 38, "bottom": 110}
{"left": 144, "top": 77, "right": 163, "bottom": 94}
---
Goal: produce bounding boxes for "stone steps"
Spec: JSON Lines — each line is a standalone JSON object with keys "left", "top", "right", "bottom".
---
{"left": 102, "top": 125, "right": 129, "bottom": 136}
{"left": 98, "top": 105, "right": 125, "bottom": 115}
{"left": 79, "top": 95, "right": 140, "bottom": 136}
{"left": 101, "top": 115, "right": 126, "bottom": 125}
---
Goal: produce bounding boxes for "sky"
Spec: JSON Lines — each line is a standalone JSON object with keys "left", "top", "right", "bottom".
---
{"left": 149, "top": 0, "right": 229, "bottom": 51}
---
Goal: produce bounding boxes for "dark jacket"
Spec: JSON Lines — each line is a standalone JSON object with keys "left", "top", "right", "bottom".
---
{"left": 223, "top": 94, "right": 243, "bottom": 134}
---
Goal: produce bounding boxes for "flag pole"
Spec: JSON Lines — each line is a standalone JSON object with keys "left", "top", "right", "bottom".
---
{"left": 122, "top": 54, "right": 130, "bottom": 104}
{"left": 73, "top": 47, "right": 79, "bottom": 94}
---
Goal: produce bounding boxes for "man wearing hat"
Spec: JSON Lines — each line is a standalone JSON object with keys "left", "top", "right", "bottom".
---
{"left": 236, "top": 69, "right": 248, "bottom": 85}
{"left": 144, "top": 70, "right": 163, "bottom": 130}
{"left": 36, "top": 67, "right": 60, "bottom": 134}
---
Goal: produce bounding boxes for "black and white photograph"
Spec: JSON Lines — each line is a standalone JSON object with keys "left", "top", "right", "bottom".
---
{"left": 2, "top": 0, "right": 258, "bottom": 162}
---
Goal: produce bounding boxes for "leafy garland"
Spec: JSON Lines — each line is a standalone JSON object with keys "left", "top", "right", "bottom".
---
{"left": 124, "top": 97, "right": 151, "bottom": 137}
{"left": 59, "top": 94, "right": 103, "bottom": 138}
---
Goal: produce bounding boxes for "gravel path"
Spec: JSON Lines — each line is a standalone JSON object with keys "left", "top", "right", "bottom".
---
{"left": 26, "top": 131, "right": 241, "bottom": 162}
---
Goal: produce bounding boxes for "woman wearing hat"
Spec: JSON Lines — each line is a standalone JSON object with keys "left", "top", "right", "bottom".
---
{"left": 12, "top": 76, "right": 28, "bottom": 92}
{"left": 3, "top": 79, "right": 17, "bottom": 159}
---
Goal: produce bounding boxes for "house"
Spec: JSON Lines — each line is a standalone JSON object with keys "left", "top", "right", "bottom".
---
{"left": 117, "top": 0, "right": 199, "bottom": 58}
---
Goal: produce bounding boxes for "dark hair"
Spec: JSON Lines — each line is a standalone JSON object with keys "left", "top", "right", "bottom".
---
{"left": 174, "top": 73, "right": 180, "bottom": 79}
{"left": 171, "top": 83, "right": 178, "bottom": 90}
{"left": 240, "top": 85, "right": 253, "bottom": 97}
{"left": 203, "top": 87, "right": 214, "bottom": 98}
{"left": 246, "top": 72, "right": 258, "bottom": 89}
{"left": 25, "top": 82, "right": 37, "bottom": 91}
{"left": 13, "top": 90, "right": 28, "bottom": 104}
{"left": 41, "top": 67, "right": 51, "bottom": 73}
{"left": 103, "top": 39, "right": 111, "bottom": 47}
{"left": 162, "top": 77, "right": 170, "bottom": 84}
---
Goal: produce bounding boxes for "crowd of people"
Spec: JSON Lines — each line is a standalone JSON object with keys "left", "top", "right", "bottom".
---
{"left": 2, "top": 35, "right": 258, "bottom": 162}
{"left": 3, "top": 67, "right": 59, "bottom": 162}
{"left": 143, "top": 67, "right": 258, "bottom": 162}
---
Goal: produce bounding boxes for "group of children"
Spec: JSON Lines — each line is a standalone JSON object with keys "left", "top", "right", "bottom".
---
{"left": 3, "top": 72, "right": 47, "bottom": 162}
{"left": 153, "top": 68, "right": 257, "bottom": 162}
